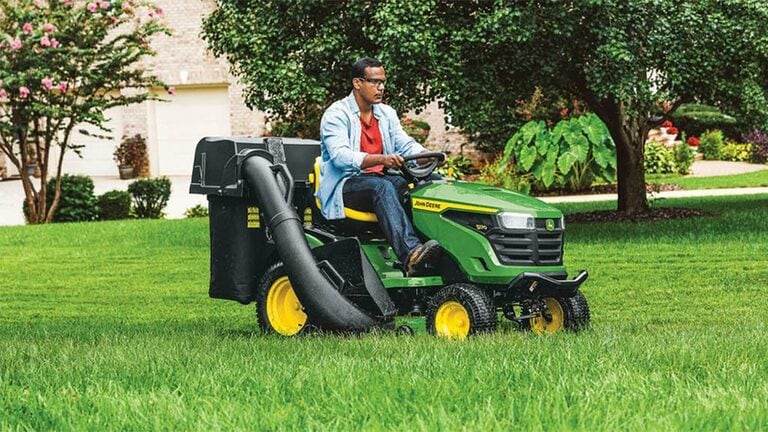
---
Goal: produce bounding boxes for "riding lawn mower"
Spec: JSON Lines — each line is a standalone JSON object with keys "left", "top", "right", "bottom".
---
{"left": 189, "top": 137, "right": 590, "bottom": 339}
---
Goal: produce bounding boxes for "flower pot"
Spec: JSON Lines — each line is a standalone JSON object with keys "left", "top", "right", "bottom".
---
{"left": 118, "top": 165, "right": 135, "bottom": 180}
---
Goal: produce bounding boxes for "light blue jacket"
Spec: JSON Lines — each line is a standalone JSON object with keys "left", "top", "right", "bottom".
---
{"left": 317, "top": 92, "right": 426, "bottom": 220}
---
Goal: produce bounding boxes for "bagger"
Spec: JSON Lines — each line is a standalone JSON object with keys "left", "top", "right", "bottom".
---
{"left": 190, "top": 137, "right": 589, "bottom": 339}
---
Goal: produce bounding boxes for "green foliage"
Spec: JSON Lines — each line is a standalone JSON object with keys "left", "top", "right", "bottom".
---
{"left": 0, "top": 0, "right": 169, "bottom": 224}
{"left": 670, "top": 104, "right": 739, "bottom": 139}
{"left": 673, "top": 143, "right": 695, "bottom": 175}
{"left": 127, "top": 177, "right": 171, "bottom": 219}
{"left": 437, "top": 154, "right": 473, "bottom": 180}
{"left": 500, "top": 113, "right": 616, "bottom": 192}
{"left": 184, "top": 204, "right": 209, "bottom": 219}
{"left": 97, "top": 190, "right": 131, "bottom": 221}
{"left": 477, "top": 156, "right": 531, "bottom": 194}
{"left": 720, "top": 141, "right": 753, "bottom": 162}
{"left": 22, "top": 174, "right": 98, "bottom": 223}
{"left": 644, "top": 142, "right": 678, "bottom": 174}
{"left": 699, "top": 130, "right": 725, "bottom": 160}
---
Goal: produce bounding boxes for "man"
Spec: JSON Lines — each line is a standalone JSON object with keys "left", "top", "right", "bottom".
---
{"left": 317, "top": 57, "right": 443, "bottom": 276}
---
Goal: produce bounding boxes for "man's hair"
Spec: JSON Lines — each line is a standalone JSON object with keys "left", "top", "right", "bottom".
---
{"left": 351, "top": 57, "right": 383, "bottom": 79}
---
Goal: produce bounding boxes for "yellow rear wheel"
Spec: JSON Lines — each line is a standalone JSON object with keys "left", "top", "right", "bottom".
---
{"left": 257, "top": 263, "right": 307, "bottom": 336}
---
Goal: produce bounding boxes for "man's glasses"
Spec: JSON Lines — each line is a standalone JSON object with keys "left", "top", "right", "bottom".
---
{"left": 357, "top": 77, "right": 387, "bottom": 88}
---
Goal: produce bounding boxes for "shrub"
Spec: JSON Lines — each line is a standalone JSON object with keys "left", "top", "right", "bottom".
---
{"left": 401, "top": 117, "right": 431, "bottom": 144}
{"left": 114, "top": 134, "right": 149, "bottom": 176}
{"left": 128, "top": 177, "right": 172, "bottom": 219}
{"left": 184, "top": 204, "right": 209, "bottom": 218}
{"left": 742, "top": 129, "right": 768, "bottom": 164}
{"left": 699, "top": 130, "right": 725, "bottom": 160}
{"left": 500, "top": 113, "right": 616, "bottom": 192}
{"left": 22, "top": 175, "right": 99, "bottom": 223}
{"left": 477, "top": 155, "right": 532, "bottom": 194}
{"left": 671, "top": 104, "right": 739, "bottom": 138}
{"left": 98, "top": 190, "right": 132, "bottom": 221}
{"left": 644, "top": 141, "right": 678, "bottom": 174}
{"left": 673, "top": 143, "right": 695, "bottom": 175}
{"left": 720, "top": 141, "right": 752, "bottom": 162}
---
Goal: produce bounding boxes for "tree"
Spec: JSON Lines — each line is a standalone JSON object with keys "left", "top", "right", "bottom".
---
{"left": 0, "top": 0, "right": 169, "bottom": 224}
{"left": 203, "top": 0, "right": 768, "bottom": 214}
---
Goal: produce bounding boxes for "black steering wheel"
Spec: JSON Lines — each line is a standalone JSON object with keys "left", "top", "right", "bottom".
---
{"left": 385, "top": 152, "right": 446, "bottom": 183}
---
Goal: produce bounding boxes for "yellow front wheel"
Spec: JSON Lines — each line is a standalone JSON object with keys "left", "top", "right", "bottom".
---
{"left": 527, "top": 291, "right": 591, "bottom": 334}
{"left": 256, "top": 263, "right": 308, "bottom": 336}
{"left": 426, "top": 284, "right": 496, "bottom": 339}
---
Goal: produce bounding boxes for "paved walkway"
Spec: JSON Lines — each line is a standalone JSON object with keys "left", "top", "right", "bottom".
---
{"left": 1, "top": 160, "right": 767, "bottom": 226}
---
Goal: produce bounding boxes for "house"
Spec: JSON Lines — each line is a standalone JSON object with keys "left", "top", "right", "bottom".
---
{"left": 1, "top": 0, "right": 466, "bottom": 180}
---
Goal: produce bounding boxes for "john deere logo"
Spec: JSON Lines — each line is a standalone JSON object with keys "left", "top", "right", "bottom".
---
{"left": 546, "top": 219, "right": 555, "bottom": 231}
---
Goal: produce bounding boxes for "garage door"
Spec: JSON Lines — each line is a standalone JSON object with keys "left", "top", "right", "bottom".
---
{"left": 155, "top": 86, "right": 231, "bottom": 175}
{"left": 57, "top": 107, "right": 123, "bottom": 177}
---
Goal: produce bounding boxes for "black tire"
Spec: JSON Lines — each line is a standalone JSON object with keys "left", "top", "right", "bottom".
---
{"left": 256, "top": 262, "right": 309, "bottom": 336}
{"left": 425, "top": 283, "right": 496, "bottom": 339}
{"left": 526, "top": 290, "right": 591, "bottom": 334}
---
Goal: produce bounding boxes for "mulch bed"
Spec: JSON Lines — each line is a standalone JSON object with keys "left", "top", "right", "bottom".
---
{"left": 567, "top": 207, "right": 713, "bottom": 223}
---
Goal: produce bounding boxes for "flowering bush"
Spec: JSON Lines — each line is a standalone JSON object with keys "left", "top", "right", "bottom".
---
{"left": 401, "top": 117, "right": 430, "bottom": 144}
{"left": 666, "top": 126, "right": 679, "bottom": 135}
{"left": 686, "top": 136, "right": 701, "bottom": 147}
{"left": 661, "top": 120, "right": 674, "bottom": 128}
{"left": 1, "top": 0, "right": 169, "bottom": 223}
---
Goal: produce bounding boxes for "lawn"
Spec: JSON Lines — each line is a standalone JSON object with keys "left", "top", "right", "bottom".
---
{"left": 1, "top": 194, "right": 768, "bottom": 430}
{"left": 647, "top": 168, "right": 768, "bottom": 189}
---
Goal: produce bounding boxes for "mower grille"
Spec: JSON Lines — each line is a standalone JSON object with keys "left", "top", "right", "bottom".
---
{"left": 486, "top": 218, "right": 563, "bottom": 266}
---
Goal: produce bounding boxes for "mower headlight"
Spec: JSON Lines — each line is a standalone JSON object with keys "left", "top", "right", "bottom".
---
{"left": 497, "top": 212, "right": 535, "bottom": 230}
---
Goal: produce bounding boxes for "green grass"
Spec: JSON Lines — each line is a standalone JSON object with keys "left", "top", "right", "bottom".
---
{"left": 2, "top": 195, "right": 768, "bottom": 430}
{"left": 648, "top": 168, "right": 768, "bottom": 189}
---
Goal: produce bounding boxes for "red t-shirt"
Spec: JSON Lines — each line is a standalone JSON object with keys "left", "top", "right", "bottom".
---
{"left": 360, "top": 115, "right": 384, "bottom": 174}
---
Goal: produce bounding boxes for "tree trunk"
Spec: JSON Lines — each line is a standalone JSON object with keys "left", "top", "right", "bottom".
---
{"left": 598, "top": 105, "right": 649, "bottom": 214}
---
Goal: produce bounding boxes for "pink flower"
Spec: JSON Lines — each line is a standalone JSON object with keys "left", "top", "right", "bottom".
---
{"left": 11, "top": 37, "right": 22, "bottom": 50}
{"left": 22, "top": 22, "right": 33, "bottom": 34}
{"left": 19, "top": 87, "right": 30, "bottom": 98}
{"left": 148, "top": 11, "right": 155, "bottom": 18}
{"left": 58, "top": 81, "right": 69, "bottom": 92}
{"left": 167, "top": 86, "right": 176, "bottom": 96}
{"left": 86, "top": 2, "right": 97, "bottom": 12}
{"left": 43, "top": 23, "right": 56, "bottom": 34}
{"left": 110, "top": 16, "right": 118, "bottom": 24}
{"left": 50, "top": 38, "right": 60, "bottom": 48}
{"left": 155, "top": 7, "right": 164, "bottom": 15}
{"left": 0, "top": 89, "right": 7, "bottom": 99}
{"left": 40, "top": 35, "right": 51, "bottom": 47}
{"left": 41, "top": 77, "right": 54, "bottom": 90}
{"left": 99, "top": 1, "right": 109, "bottom": 9}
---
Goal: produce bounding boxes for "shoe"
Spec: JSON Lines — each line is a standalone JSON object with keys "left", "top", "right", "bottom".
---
{"left": 406, "top": 240, "right": 444, "bottom": 276}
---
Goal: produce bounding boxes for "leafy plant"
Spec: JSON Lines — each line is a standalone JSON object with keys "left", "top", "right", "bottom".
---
{"left": 477, "top": 156, "right": 531, "bottom": 195}
{"left": 127, "top": 177, "right": 171, "bottom": 219}
{"left": 113, "top": 135, "right": 149, "bottom": 176}
{"left": 720, "top": 141, "right": 752, "bottom": 162}
{"left": 184, "top": 204, "right": 209, "bottom": 219}
{"left": 644, "top": 141, "right": 678, "bottom": 174}
{"left": 437, "top": 154, "right": 474, "bottom": 180}
{"left": 699, "top": 130, "right": 725, "bottom": 160}
{"left": 673, "top": 143, "right": 695, "bottom": 175}
{"left": 742, "top": 129, "right": 768, "bottom": 164}
{"left": 22, "top": 174, "right": 98, "bottom": 223}
{"left": 97, "top": 190, "right": 131, "bottom": 221}
{"left": 499, "top": 113, "right": 617, "bottom": 192}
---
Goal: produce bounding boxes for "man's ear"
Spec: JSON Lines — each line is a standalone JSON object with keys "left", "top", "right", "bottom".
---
{"left": 352, "top": 78, "right": 360, "bottom": 90}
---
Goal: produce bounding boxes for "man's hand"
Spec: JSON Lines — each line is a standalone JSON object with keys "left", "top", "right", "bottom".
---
{"left": 362, "top": 154, "right": 404, "bottom": 169}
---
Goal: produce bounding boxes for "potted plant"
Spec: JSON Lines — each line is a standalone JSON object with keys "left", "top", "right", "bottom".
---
{"left": 113, "top": 134, "right": 148, "bottom": 179}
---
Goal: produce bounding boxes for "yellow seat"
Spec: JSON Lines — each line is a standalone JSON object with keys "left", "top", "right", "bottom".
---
{"left": 312, "top": 157, "right": 378, "bottom": 223}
